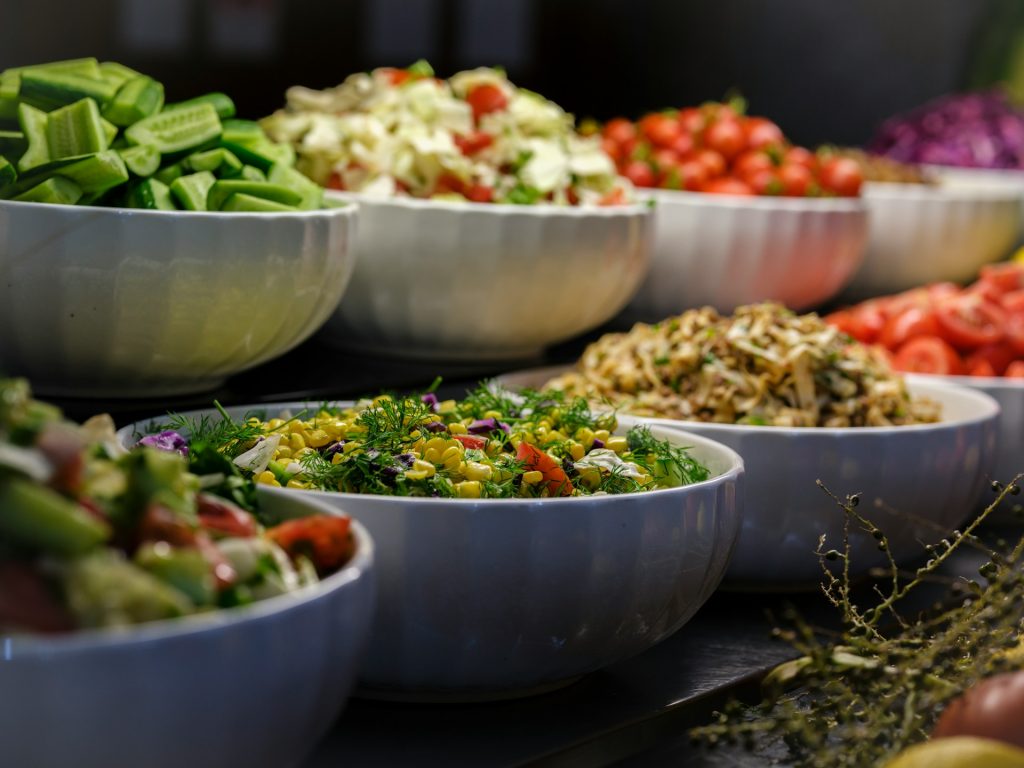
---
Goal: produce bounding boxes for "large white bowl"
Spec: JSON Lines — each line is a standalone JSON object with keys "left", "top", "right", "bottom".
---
{"left": 621, "top": 189, "right": 868, "bottom": 321}
{"left": 0, "top": 491, "right": 376, "bottom": 768}
{"left": 0, "top": 199, "right": 358, "bottom": 397}
{"left": 499, "top": 367, "right": 999, "bottom": 589}
{"left": 840, "top": 181, "right": 1022, "bottom": 300}
{"left": 123, "top": 405, "right": 743, "bottom": 699}
{"left": 317, "top": 192, "right": 652, "bottom": 360}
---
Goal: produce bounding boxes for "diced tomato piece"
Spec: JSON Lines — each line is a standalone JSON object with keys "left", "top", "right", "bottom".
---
{"left": 434, "top": 172, "right": 466, "bottom": 196}
{"left": 598, "top": 187, "right": 626, "bottom": 206}
{"left": 0, "top": 561, "right": 73, "bottom": 633}
{"left": 964, "top": 342, "right": 1018, "bottom": 376}
{"left": 35, "top": 423, "right": 85, "bottom": 494}
{"left": 465, "top": 183, "right": 494, "bottom": 203}
{"left": 266, "top": 515, "right": 355, "bottom": 575}
{"left": 379, "top": 68, "right": 411, "bottom": 86}
{"left": 452, "top": 434, "right": 487, "bottom": 450}
{"left": 892, "top": 336, "right": 963, "bottom": 375}
{"left": 935, "top": 295, "right": 1007, "bottom": 350}
{"left": 516, "top": 442, "right": 574, "bottom": 496}
{"left": 846, "top": 301, "right": 888, "bottom": 344}
{"left": 967, "top": 359, "right": 997, "bottom": 377}
{"left": 454, "top": 131, "right": 494, "bottom": 156}
{"left": 1007, "top": 312, "right": 1024, "bottom": 355}
{"left": 879, "top": 306, "right": 940, "bottom": 350}
{"left": 466, "top": 83, "right": 508, "bottom": 121}
{"left": 980, "top": 262, "right": 1024, "bottom": 293}
{"left": 326, "top": 172, "right": 345, "bottom": 191}
{"left": 197, "top": 493, "right": 258, "bottom": 538}
{"left": 139, "top": 503, "right": 197, "bottom": 548}
{"left": 1005, "top": 360, "right": 1024, "bottom": 378}
{"left": 1001, "top": 289, "right": 1024, "bottom": 314}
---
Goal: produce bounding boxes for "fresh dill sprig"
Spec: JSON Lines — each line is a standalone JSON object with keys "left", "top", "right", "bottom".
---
{"left": 626, "top": 426, "right": 710, "bottom": 487}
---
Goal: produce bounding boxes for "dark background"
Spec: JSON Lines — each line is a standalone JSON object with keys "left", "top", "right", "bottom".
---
{"left": 0, "top": 0, "right": 1018, "bottom": 148}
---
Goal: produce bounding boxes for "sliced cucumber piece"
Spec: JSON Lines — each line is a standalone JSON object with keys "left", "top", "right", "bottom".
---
{"left": 0, "top": 129, "right": 27, "bottom": 160}
{"left": 98, "top": 61, "right": 143, "bottom": 87}
{"left": 154, "top": 162, "right": 184, "bottom": 185}
{"left": 239, "top": 164, "right": 266, "bottom": 182}
{"left": 126, "top": 177, "right": 175, "bottom": 210}
{"left": 221, "top": 192, "right": 300, "bottom": 212}
{"left": 0, "top": 95, "right": 18, "bottom": 126}
{"left": 221, "top": 119, "right": 264, "bottom": 145}
{"left": 13, "top": 176, "right": 83, "bottom": 205}
{"left": 46, "top": 98, "right": 109, "bottom": 159}
{"left": 58, "top": 150, "right": 130, "bottom": 194}
{"left": 207, "top": 179, "right": 302, "bottom": 211}
{"left": 268, "top": 162, "right": 323, "bottom": 210}
{"left": 170, "top": 171, "right": 216, "bottom": 211}
{"left": 184, "top": 147, "right": 241, "bottom": 176}
{"left": 165, "top": 92, "right": 235, "bottom": 120}
{"left": 0, "top": 477, "right": 109, "bottom": 555}
{"left": 19, "top": 70, "right": 117, "bottom": 111}
{"left": 0, "top": 58, "right": 101, "bottom": 101}
{"left": 101, "top": 117, "right": 118, "bottom": 145}
{"left": 125, "top": 102, "right": 221, "bottom": 155}
{"left": 103, "top": 76, "right": 165, "bottom": 127}
{"left": 117, "top": 144, "right": 160, "bottom": 177}
{"left": 16, "top": 103, "right": 50, "bottom": 171}
{"left": 0, "top": 156, "right": 16, "bottom": 187}
{"left": 219, "top": 138, "right": 293, "bottom": 172}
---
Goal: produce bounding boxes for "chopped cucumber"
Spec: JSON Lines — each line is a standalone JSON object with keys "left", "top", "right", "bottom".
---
{"left": 239, "top": 164, "right": 266, "bottom": 182}
{"left": 125, "top": 102, "right": 221, "bottom": 155}
{"left": 0, "top": 95, "right": 18, "bottom": 126}
{"left": 98, "top": 61, "right": 143, "bottom": 88}
{"left": 101, "top": 116, "right": 118, "bottom": 145}
{"left": 103, "top": 76, "right": 164, "bottom": 127}
{"left": 117, "top": 144, "right": 160, "bottom": 177}
{"left": 268, "top": 162, "right": 324, "bottom": 209}
{"left": 45, "top": 98, "right": 109, "bottom": 159}
{"left": 57, "top": 150, "right": 130, "bottom": 194}
{"left": 170, "top": 170, "right": 216, "bottom": 211}
{"left": 207, "top": 179, "right": 302, "bottom": 211}
{"left": 135, "top": 543, "right": 215, "bottom": 605}
{"left": 220, "top": 192, "right": 300, "bottom": 212}
{"left": 0, "top": 156, "right": 17, "bottom": 187}
{"left": 16, "top": 103, "right": 50, "bottom": 171}
{"left": 184, "top": 147, "right": 242, "bottom": 176}
{"left": 220, "top": 138, "right": 294, "bottom": 172}
{"left": 221, "top": 119, "right": 264, "bottom": 144}
{"left": 0, "top": 477, "right": 109, "bottom": 556}
{"left": 126, "top": 177, "right": 175, "bottom": 210}
{"left": 13, "top": 176, "right": 83, "bottom": 205}
{"left": 19, "top": 70, "right": 117, "bottom": 111}
{"left": 153, "top": 161, "right": 184, "bottom": 185}
{"left": 0, "top": 58, "right": 101, "bottom": 101}
{"left": 0, "top": 129, "right": 26, "bottom": 159}
{"left": 165, "top": 92, "right": 235, "bottom": 120}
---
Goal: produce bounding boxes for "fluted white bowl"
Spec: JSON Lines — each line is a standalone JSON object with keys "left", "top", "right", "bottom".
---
{"left": 0, "top": 491, "right": 376, "bottom": 768}
{"left": 840, "top": 181, "right": 1022, "bottom": 300}
{"left": 499, "top": 367, "right": 999, "bottom": 589}
{"left": 318, "top": 192, "right": 652, "bottom": 360}
{"left": 0, "top": 199, "right": 358, "bottom": 397}
{"left": 122, "top": 406, "right": 743, "bottom": 699}
{"left": 622, "top": 189, "right": 867, "bottom": 321}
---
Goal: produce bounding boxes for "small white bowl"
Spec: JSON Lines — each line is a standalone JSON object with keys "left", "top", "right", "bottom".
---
{"left": 499, "top": 367, "right": 1000, "bottom": 589}
{"left": 0, "top": 199, "right": 358, "bottom": 397}
{"left": 318, "top": 192, "right": 652, "bottom": 360}
{"left": 621, "top": 189, "right": 867, "bottom": 321}
{"left": 122, "top": 406, "right": 743, "bottom": 699}
{"left": 840, "top": 181, "right": 1022, "bottom": 300}
{"left": 0, "top": 491, "right": 376, "bottom": 768}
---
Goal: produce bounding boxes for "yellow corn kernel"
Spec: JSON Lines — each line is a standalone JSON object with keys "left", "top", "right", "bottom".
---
{"left": 437, "top": 399, "right": 457, "bottom": 414}
{"left": 288, "top": 433, "right": 306, "bottom": 451}
{"left": 423, "top": 436, "right": 448, "bottom": 453}
{"left": 275, "top": 446, "right": 293, "bottom": 460}
{"left": 522, "top": 470, "right": 544, "bottom": 485}
{"left": 568, "top": 442, "right": 586, "bottom": 461}
{"left": 485, "top": 440, "right": 503, "bottom": 457}
{"left": 441, "top": 446, "right": 463, "bottom": 471}
{"left": 540, "top": 430, "right": 565, "bottom": 445}
{"left": 534, "top": 425, "right": 548, "bottom": 438}
{"left": 448, "top": 422, "right": 468, "bottom": 435}
{"left": 464, "top": 461, "right": 493, "bottom": 481}
{"left": 482, "top": 409, "right": 503, "bottom": 420}
{"left": 575, "top": 427, "right": 595, "bottom": 447}
{"left": 408, "top": 429, "right": 422, "bottom": 440}
{"left": 331, "top": 452, "right": 345, "bottom": 465}
{"left": 411, "top": 459, "right": 436, "bottom": 477}
{"left": 294, "top": 447, "right": 314, "bottom": 459}
{"left": 536, "top": 418, "right": 553, "bottom": 430}
{"left": 593, "top": 429, "right": 611, "bottom": 443}
{"left": 606, "top": 436, "right": 629, "bottom": 454}
{"left": 256, "top": 470, "right": 279, "bottom": 486}
{"left": 404, "top": 469, "right": 429, "bottom": 481}
{"left": 286, "top": 479, "right": 307, "bottom": 489}
{"left": 265, "top": 418, "right": 285, "bottom": 430}
{"left": 306, "top": 428, "right": 331, "bottom": 448}
{"left": 324, "top": 422, "right": 344, "bottom": 438}
{"left": 423, "top": 447, "right": 443, "bottom": 464}
{"left": 456, "top": 481, "right": 482, "bottom": 498}
{"left": 510, "top": 435, "right": 523, "bottom": 448}
{"left": 577, "top": 466, "right": 602, "bottom": 489}
{"left": 372, "top": 394, "right": 393, "bottom": 406}
{"left": 343, "top": 441, "right": 361, "bottom": 454}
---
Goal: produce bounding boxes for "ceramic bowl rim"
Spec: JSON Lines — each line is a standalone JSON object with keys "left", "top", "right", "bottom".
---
{"left": 326, "top": 189, "right": 651, "bottom": 218}
{"left": 862, "top": 179, "right": 1024, "bottom": 202}
{"left": 0, "top": 197, "right": 358, "bottom": 222}
{"left": 643, "top": 187, "right": 866, "bottom": 213}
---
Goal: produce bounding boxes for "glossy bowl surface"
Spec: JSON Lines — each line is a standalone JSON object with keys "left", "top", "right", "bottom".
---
{"left": 499, "top": 366, "right": 999, "bottom": 589}
{"left": 318, "top": 192, "right": 651, "bottom": 361}
{"left": 0, "top": 199, "right": 358, "bottom": 397}
{"left": 122, "top": 404, "right": 743, "bottom": 699}
{"left": 622, "top": 189, "right": 867, "bottom": 322}
{"left": 840, "top": 181, "right": 1022, "bottom": 300}
{"left": 0, "top": 491, "right": 376, "bottom": 768}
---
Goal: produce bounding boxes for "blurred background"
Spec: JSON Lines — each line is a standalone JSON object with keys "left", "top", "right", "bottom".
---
{"left": 2, "top": 0, "right": 1024, "bottom": 147}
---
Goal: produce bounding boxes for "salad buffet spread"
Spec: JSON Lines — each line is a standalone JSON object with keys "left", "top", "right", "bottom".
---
{"left": 2, "top": 52, "right": 1024, "bottom": 768}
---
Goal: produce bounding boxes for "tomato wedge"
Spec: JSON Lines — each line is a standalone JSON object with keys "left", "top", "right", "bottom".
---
{"left": 197, "top": 493, "right": 257, "bottom": 538}
{"left": 1007, "top": 312, "right": 1024, "bottom": 356}
{"left": 266, "top": 515, "right": 355, "bottom": 575}
{"left": 967, "top": 359, "right": 997, "bottom": 377}
{"left": 1006, "top": 361, "right": 1024, "bottom": 378}
{"left": 935, "top": 296, "right": 1006, "bottom": 350}
{"left": 516, "top": 442, "right": 574, "bottom": 496}
{"left": 452, "top": 434, "right": 487, "bottom": 450}
{"left": 892, "top": 336, "right": 962, "bottom": 375}
{"left": 980, "top": 262, "right": 1024, "bottom": 294}
{"left": 879, "top": 306, "right": 939, "bottom": 349}
{"left": 964, "top": 343, "right": 1018, "bottom": 376}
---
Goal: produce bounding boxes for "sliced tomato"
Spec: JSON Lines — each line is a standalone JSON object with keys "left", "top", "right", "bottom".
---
{"left": 466, "top": 84, "right": 508, "bottom": 121}
{"left": 964, "top": 342, "right": 1018, "bottom": 376}
{"left": 892, "top": 336, "right": 963, "bottom": 375}
{"left": 516, "top": 442, "right": 574, "bottom": 496}
{"left": 980, "top": 262, "right": 1024, "bottom": 294}
{"left": 1001, "top": 289, "right": 1024, "bottom": 314}
{"left": 454, "top": 131, "right": 494, "bottom": 156}
{"left": 834, "top": 300, "right": 887, "bottom": 344}
{"left": 1006, "top": 360, "right": 1024, "bottom": 378}
{"left": 935, "top": 295, "right": 1006, "bottom": 350}
{"left": 879, "top": 306, "right": 940, "bottom": 350}
{"left": 139, "top": 503, "right": 197, "bottom": 548}
{"left": 1008, "top": 312, "right": 1024, "bottom": 355}
{"left": 266, "top": 515, "right": 355, "bottom": 575}
{"left": 379, "top": 68, "right": 411, "bottom": 86}
{"left": 927, "top": 282, "right": 961, "bottom": 303}
{"left": 967, "top": 358, "right": 997, "bottom": 377}
{"left": 452, "top": 434, "right": 487, "bottom": 450}
{"left": 197, "top": 493, "right": 257, "bottom": 538}
{"left": 326, "top": 171, "right": 344, "bottom": 191}
{"left": 433, "top": 172, "right": 466, "bottom": 196}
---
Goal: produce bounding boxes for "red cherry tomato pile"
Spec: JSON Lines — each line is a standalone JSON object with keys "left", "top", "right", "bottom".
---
{"left": 601, "top": 102, "right": 863, "bottom": 197}
{"left": 826, "top": 263, "right": 1024, "bottom": 378}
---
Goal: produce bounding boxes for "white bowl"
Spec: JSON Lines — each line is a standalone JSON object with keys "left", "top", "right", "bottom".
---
{"left": 122, "top": 405, "right": 743, "bottom": 699}
{"left": 621, "top": 189, "right": 868, "bottom": 321}
{"left": 317, "top": 192, "right": 652, "bottom": 360}
{"left": 0, "top": 199, "right": 358, "bottom": 397}
{"left": 0, "top": 491, "right": 376, "bottom": 768}
{"left": 499, "top": 367, "right": 999, "bottom": 589}
{"left": 840, "top": 181, "right": 1022, "bottom": 300}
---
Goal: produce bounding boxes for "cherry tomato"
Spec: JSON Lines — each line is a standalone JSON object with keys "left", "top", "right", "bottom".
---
{"left": 703, "top": 118, "right": 746, "bottom": 161}
{"left": 465, "top": 183, "right": 494, "bottom": 203}
{"left": 893, "top": 336, "right": 963, "bottom": 375}
{"left": 640, "top": 113, "right": 682, "bottom": 148}
{"left": 778, "top": 163, "right": 814, "bottom": 196}
{"left": 743, "top": 117, "right": 785, "bottom": 150}
{"left": 622, "top": 160, "right": 655, "bottom": 187}
{"left": 932, "top": 671, "right": 1024, "bottom": 749}
{"left": 466, "top": 83, "right": 509, "bottom": 121}
{"left": 935, "top": 295, "right": 1007, "bottom": 350}
{"left": 824, "top": 309, "right": 859, "bottom": 338}
{"left": 452, "top": 434, "right": 487, "bottom": 450}
{"left": 266, "top": 515, "right": 355, "bottom": 575}
{"left": 879, "top": 306, "right": 940, "bottom": 349}
{"left": 651, "top": 148, "right": 680, "bottom": 173}
{"left": 516, "top": 442, "right": 574, "bottom": 496}
{"left": 700, "top": 177, "right": 755, "bottom": 196}
{"left": 677, "top": 107, "right": 704, "bottom": 135}
{"left": 678, "top": 159, "right": 710, "bottom": 191}
{"left": 784, "top": 146, "right": 817, "bottom": 171}
{"left": 600, "top": 137, "right": 622, "bottom": 162}
{"left": 746, "top": 169, "right": 783, "bottom": 195}
{"left": 818, "top": 157, "right": 863, "bottom": 197}
{"left": 670, "top": 132, "right": 695, "bottom": 157}
{"left": 197, "top": 493, "right": 257, "bottom": 538}
{"left": 694, "top": 148, "right": 726, "bottom": 178}
{"left": 1006, "top": 360, "right": 1024, "bottom": 378}
{"left": 733, "top": 150, "right": 774, "bottom": 182}
{"left": 454, "top": 131, "right": 494, "bottom": 156}
{"left": 603, "top": 117, "right": 636, "bottom": 145}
